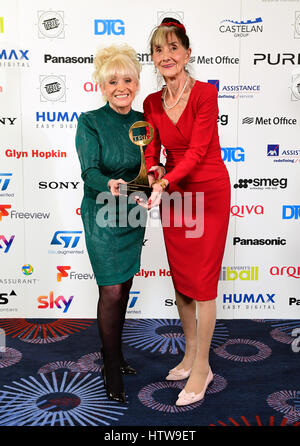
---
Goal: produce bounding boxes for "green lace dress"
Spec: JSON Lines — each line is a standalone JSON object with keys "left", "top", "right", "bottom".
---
{"left": 75, "top": 102, "right": 146, "bottom": 285}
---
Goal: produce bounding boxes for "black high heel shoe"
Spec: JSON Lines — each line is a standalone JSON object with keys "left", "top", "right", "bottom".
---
{"left": 101, "top": 364, "right": 126, "bottom": 404}
{"left": 101, "top": 348, "right": 136, "bottom": 375}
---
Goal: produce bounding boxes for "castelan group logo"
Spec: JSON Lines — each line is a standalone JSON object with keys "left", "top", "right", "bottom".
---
{"left": 208, "top": 79, "right": 261, "bottom": 99}
{"left": 37, "top": 10, "right": 65, "bottom": 39}
{"left": 219, "top": 17, "right": 263, "bottom": 37}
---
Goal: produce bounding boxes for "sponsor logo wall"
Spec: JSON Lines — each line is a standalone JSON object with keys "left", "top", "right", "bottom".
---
{"left": 0, "top": 0, "right": 299, "bottom": 319}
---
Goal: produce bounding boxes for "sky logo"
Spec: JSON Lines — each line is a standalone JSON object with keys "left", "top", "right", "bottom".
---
{"left": 0, "top": 173, "right": 12, "bottom": 191}
{"left": 221, "top": 147, "right": 245, "bottom": 162}
{"left": 94, "top": 19, "right": 125, "bottom": 35}
{"left": 128, "top": 291, "right": 140, "bottom": 308}
{"left": 208, "top": 79, "right": 219, "bottom": 91}
{"left": 0, "top": 235, "right": 15, "bottom": 253}
{"left": 57, "top": 266, "right": 71, "bottom": 281}
{"left": 37, "top": 291, "right": 74, "bottom": 313}
{"left": 51, "top": 231, "right": 82, "bottom": 248}
{"left": 267, "top": 144, "right": 279, "bottom": 156}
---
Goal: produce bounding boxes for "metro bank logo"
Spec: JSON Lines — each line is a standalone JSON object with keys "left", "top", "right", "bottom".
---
{"left": 94, "top": 19, "right": 125, "bottom": 35}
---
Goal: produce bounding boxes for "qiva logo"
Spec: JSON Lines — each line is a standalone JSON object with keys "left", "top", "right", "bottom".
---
{"left": 50, "top": 231, "right": 82, "bottom": 248}
{"left": 282, "top": 205, "right": 300, "bottom": 220}
{"left": 57, "top": 266, "right": 71, "bottom": 281}
{"left": 0, "top": 205, "right": 11, "bottom": 221}
{"left": 221, "top": 147, "right": 245, "bottom": 162}
{"left": 37, "top": 291, "right": 73, "bottom": 313}
{"left": 231, "top": 204, "right": 264, "bottom": 218}
{"left": 0, "top": 173, "right": 12, "bottom": 191}
{"left": 0, "top": 235, "right": 15, "bottom": 253}
{"left": 94, "top": 19, "right": 125, "bottom": 35}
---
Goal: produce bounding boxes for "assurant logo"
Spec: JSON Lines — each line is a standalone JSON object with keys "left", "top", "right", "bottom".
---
{"left": 219, "top": 17, "right": 263, "bottom": 37}
{"left": 267, "top": 144, "right": 300, "bottom": 163}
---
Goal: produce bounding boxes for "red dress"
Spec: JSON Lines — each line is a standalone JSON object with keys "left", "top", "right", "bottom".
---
{"left": 143, "top": 81, "right": 230, "bottom": 301}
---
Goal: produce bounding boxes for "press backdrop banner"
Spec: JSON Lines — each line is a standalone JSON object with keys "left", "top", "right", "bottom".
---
{"left": 0, "top": 0, "right": 300, "bottom": 319}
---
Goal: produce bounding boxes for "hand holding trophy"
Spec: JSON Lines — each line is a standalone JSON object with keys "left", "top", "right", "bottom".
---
{"left": 119, "top": 121, "right": 154, "bottom": 199}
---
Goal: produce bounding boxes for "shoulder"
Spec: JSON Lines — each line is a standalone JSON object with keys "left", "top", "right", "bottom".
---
{"left": 193, "top": 80, "right": 218, "bottom": 99}
{"left": 143, "top": 90, "right": 162, "bottom": 109}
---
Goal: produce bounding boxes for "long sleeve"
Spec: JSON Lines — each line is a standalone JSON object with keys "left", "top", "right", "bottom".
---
{"left": 163, "top": 86, "right": 219, "bottom": 185}
{"left": 75, "top": 113, "right": 111, "bottom": 192}
{"left": 143, "top": 96, "right": 162, "bottom": 171}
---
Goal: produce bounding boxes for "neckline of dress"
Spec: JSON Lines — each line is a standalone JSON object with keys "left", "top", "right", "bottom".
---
{"left": 104, "top": 101, "right": 134, "bottom": 120}
{"left": 160, "top": 80, "right": 198, "bottom": 127}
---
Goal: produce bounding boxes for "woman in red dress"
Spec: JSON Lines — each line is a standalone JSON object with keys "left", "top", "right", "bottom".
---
{"left": 142, "top": 18, "right": 231, "bottom": 406}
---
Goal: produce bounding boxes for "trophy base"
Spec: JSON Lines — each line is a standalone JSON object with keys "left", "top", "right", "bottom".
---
{"left": 119, "top": 183, "right": 152, "bottom": 199}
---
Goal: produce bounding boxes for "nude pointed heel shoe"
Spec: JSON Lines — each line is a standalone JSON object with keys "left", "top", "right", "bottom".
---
{"left": 165, "top": 366, "right": 191, "bottom": 381}
{"left": 175, "top": 367, "right": 213, "bottom": 406}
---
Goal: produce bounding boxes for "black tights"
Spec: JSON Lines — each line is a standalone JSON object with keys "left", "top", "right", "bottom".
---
{"left": 97, "top": 277, "right": 133, "bottom": 368}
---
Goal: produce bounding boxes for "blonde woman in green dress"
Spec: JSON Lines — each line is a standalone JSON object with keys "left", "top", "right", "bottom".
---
{"left": 75, "top": 44, "right": 146, "bottom": 403}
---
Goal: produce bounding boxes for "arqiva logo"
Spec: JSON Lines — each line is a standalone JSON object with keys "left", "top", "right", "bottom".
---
{"left": 231, "top": 204, "right": 264, "bottom": 217}
{"left": 37, "top": 291, "right": 73, "bottom": 312}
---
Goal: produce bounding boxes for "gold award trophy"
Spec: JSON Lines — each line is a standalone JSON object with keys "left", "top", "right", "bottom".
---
{"left": 119, "top": 121, "right": 154, "bottom": 199}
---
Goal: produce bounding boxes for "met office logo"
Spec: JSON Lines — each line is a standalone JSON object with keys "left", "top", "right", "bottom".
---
{"left": 39, "top": 75, "right": 66, "bottom": 102}
{"left": 94, "top": 19, "right": 125, "bottom": 35}
{"left": 37, "top": 10, "right": 65, "bottom": 39}
{"left": 219, "top": 17, "right": 263, "bottom": 37}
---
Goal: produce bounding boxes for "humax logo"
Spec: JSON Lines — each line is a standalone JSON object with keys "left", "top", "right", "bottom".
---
{"left": 94, "top": 19, "right": 125, "bottom": 35}
{"left": 221, "top": 147, "right": 245, "bottom": 162}
{"left": 37, "top": 291, "right": 73, "bottom": 313}
{"left": 223, "top": 293, "right": 275, "bottom": 304}
{"left": 0, "top": 49, "right": 29, "bottom": 60}
{"left": 282, "top": 205, "right": 300, "bottom": 220}
{"left": 51, "top": 231, "right": 82, "bottom": 248}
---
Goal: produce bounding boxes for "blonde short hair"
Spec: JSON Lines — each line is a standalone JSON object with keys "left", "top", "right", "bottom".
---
{"left": 93, "top": 44, "right": 141, "bottom": 86}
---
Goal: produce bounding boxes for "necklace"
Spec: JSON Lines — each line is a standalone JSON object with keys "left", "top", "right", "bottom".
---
{"left": 163, "top": 76, "right": 190, "bottom": 110}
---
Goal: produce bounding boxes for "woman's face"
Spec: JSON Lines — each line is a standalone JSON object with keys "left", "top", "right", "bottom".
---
{"left": 152, "top": 32, "right": 191, "bottom": 79}
{"left": 101, "top": 74, "right": 138, "bottom": 114}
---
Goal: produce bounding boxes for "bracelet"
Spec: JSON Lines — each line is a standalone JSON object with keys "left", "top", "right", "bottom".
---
{"left": 152, "top": 178, "right": 169, "bottom": 191}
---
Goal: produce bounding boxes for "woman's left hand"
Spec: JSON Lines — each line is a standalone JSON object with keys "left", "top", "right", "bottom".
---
{"left": 135, "top": 179, "right": 169, "bottom": 210}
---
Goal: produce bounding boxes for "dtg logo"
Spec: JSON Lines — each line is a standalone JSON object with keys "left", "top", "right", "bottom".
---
{"left": 51, "top": 231, "right": 82, "bottom": 248}
{"left": 57, "top": 266, "right": 71, "bottom": 281}
{"left": 0, "top": 205, "right": 11, "bottom": 221}
{"left": 94, "top": 19, "right": 125, "bottom": 35}
{"left": 221, "top": 147, "right": 245, "bottom": 162}
{"left": 282, "top": 205, "right": 300, "bottom": 220}
{"left": 37, "top": 291, "right": 74, "bottom": 313}
{"left": 0, "top": 235, "right": 15, "bottom": 253}
{"left": 0, "top": 173, "right": 12, "bottom": 191}
{"left": 128, "top": 291, "right": 140, "bottom": 308}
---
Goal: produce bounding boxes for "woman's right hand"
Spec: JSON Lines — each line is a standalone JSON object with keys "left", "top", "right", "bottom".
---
{"left": 108, "top": 178, "right": 126, "bottom": 196}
